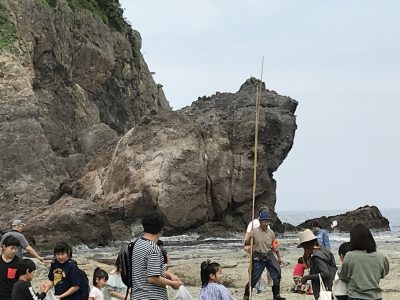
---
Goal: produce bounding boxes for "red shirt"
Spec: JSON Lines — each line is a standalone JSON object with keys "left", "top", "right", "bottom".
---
{"left": 293, "top": 262, "right": 306, "bottom": 277}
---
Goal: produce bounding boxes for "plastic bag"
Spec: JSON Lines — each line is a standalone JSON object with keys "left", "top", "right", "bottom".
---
{"left": 174, "top": 285, "right": 193, "bottom": 300}
{"left": 45, "top": 290, "right": 58, "bottom": 300}
{"left": 255, "top": 277, "right": 267, "bottom": 293}
{"left": 318, "top": 274, "right": 332, "bottom": 300}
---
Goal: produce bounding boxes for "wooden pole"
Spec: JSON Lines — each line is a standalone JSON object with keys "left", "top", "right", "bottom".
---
{"left": 248, "top": 57, "right": 264, "bottom": 299}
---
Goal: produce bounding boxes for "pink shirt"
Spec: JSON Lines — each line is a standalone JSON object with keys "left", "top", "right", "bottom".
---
{"left": 293, "top": 263, "right": 306, "bottom": 277}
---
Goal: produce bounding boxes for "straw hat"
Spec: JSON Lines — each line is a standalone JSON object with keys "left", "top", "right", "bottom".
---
{"left": 297, "top": 229, "right": 317, "bottom": 248}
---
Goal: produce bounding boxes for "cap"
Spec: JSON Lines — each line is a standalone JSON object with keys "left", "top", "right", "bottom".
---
{"left": 11, "top": 220, "right": 26, "bottom": 227}
{"left": 259, "top": 211, "right": 271, "bottom": 221}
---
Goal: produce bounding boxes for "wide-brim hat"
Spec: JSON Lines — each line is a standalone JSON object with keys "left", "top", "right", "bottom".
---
{"left": 297, "top": 229, "right": 317, "bottom": 248}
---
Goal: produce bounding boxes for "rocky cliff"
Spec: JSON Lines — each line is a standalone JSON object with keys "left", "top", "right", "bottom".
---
{"left": 0, "top": 0, "right": 298, "bottom": 247}
{"left": 0, "top": 0, "right": 169, "bottom": 217}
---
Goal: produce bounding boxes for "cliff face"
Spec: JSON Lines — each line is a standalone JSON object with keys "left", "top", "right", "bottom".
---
{"left": 0, "top": 0, "right": 169, "bottom": 215}
{"left": 0, "top": 0, "right": 298, "bottom": 246}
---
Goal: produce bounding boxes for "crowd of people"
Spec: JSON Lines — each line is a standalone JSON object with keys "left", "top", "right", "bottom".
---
{"left": 0, "top": 208, "right": 390, "bottom": 300}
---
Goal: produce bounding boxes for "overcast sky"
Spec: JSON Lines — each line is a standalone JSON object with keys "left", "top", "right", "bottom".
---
{"left": 120, "top": 1, "right": 400, "bottom": 212}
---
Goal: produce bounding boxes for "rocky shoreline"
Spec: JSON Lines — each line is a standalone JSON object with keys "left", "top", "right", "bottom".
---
{"left": 30, "top": 236, "right": 399, "bottom": 300}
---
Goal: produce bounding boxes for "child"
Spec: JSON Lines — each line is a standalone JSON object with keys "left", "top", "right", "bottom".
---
{"left": 333, "top": 242, "right": 351, "bottom": 300}
{"left": 199, "top": 260, "right": 234, "bottom": 300}
{"left": 291, "top": 257, "right": 306, "bottom": 293}
{"left": 46, "top": 241, "right": 81, "bottom": 299}
{"left": 12, "top": 258, "right": 49, "bottom": 300}
{"left": 104, "top": 257, "right": 129, "bottom": 300}
{"left": 89, "top": 267, "right": 108, "bottom": 300}
{"left": 0, "top": 236, "right": 20, "bottom": 300}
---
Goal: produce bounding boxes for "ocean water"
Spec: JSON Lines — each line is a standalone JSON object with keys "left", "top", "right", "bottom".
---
{"left": 73, "top": 208, "right": 400, "bottom": 258}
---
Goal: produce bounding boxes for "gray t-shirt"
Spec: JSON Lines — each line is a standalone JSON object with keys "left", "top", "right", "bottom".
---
{"left": 0, "top": 231, "right": 29, "bottom": 259}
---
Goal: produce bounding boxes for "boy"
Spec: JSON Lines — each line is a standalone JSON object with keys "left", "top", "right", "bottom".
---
{"left": 12, "top": 258, "right": 49, "bottom": 300}
{"left": 333, "top": 242, "right": 351, "bottom": 300}
{"left": 0, "top": 236, "right": 20, "bottom": 300}
{"left": 46, "top": 242, "right": 81, "bottom": 300}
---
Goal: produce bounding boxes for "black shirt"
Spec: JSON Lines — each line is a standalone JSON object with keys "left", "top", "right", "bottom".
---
{"left": 12, "top": 280, "right": 46, "bottom": 300}
{"left": 0, "top": 255, "right": 20, "bottom": 300}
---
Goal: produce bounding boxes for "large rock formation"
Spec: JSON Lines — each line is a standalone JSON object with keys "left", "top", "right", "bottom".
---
{"left": 1, "top": 0, "right": 298, "bottom": 246}
{"left": 298, "top": 205, "right": 390, "bottom": 232}
{"left": 0, "top": 0, "right": 169, "bottom": 219}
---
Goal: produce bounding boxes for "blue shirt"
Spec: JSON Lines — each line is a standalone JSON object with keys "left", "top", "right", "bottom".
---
{"left": 48, "top": 260, "right": 80, "bottom": 300}
{"left": 199, "top": 283, "right": 234, "bottom": 300}
{"left": 315, "top": 228, "right": 331, "bottom": 249}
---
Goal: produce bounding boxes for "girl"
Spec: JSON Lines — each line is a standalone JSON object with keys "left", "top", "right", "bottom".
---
{"left": 339, "top": 223, "right": 389, "bottom": 300}
{"left": 89, "top": 268, "right": 108, "bottom": 300}
{"left": 298, "top": 229, "right": 337, "bottom": 300}
{"left": 199, "top": 260, "right": 234, "bottom": 300}
{"left": 104, "top": 257, "right": 129, "bottom": 300}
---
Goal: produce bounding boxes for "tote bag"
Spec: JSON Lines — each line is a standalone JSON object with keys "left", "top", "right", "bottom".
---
{"left": 318, "top": 273, "right": 332, "bottom": 300}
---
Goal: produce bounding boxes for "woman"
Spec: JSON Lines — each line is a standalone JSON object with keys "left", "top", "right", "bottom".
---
{"left": 103, "top": 257, "right": 129, "bottom": 300}
{"left": 298, "top": 229, "right": 337, "bottom": 300}
{"left": 339, "top": 223, "right": 389, "bottom": 300}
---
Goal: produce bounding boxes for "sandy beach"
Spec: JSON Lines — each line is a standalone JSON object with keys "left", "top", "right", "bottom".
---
{"left": 31, "top": 241, "right": 399, "bottom": 300}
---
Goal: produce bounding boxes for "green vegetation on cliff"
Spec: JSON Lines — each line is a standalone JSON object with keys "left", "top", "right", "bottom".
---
{"left": 0, "top": 2, "right": 17, "bottom": 49}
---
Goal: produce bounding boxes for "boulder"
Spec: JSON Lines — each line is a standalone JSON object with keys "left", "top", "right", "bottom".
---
{"left": 297, "top": 205, "right": 390, "bottom": 232}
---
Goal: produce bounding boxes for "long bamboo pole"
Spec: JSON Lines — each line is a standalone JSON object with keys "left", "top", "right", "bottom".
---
{"left": 248, "top": 57, "right": 264, "bottom": 299}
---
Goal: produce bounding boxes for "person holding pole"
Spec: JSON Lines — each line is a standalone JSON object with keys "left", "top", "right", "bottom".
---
{"left": 243, "top": 211, "right": 285, "bottom": 300}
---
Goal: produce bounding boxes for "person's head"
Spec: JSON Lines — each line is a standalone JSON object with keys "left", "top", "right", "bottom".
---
{"left": 297, "top": 257, "right": 304, "bottom": 264}
{"left": 297, "top": 229, "right": 318, "bottom": 249}
{"left": 2, "top": 235, "right": 20, "bottom": 259}
{"left": 258, "top": 211, "right": 271, "bottom": 229}
{"left": 93, "top": 267, "right": 108, "bottom": 288}
{"left": 338, "top": 242, "right": 352, "bottom": 263}
{"left": 310, "top": 220, "right": 320, "bottom": 230}
{"left": 17, "top": 259, "right": 37, "bottom": 280}
{"left": 200, "top": 260, "right": 222, "bottom": 287}
{"left": 350, "top": 223, "right": 376, "bottom": 253}
{"left": 53, "top": 241, "right": 72, "bottom": 264}
{"left": 258, "top": 205, "right": 269, "bottom": 215}
{"left": 11, "top": 219, "right": 26, "bottom": 232}
{"left": 142, "top": 211, "right": 164, "bottom": 235}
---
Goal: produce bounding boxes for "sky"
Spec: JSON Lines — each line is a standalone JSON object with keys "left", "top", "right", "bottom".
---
{"left": 120, "top": 1, "right": 400, "bottom": 212}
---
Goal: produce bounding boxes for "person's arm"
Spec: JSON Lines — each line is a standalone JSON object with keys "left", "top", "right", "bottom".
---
{"left": 25, "top": 245, "right": 47, "bottom": 263}
{"left": 244, "top": 230, "right": 254, "bottom": 246}
{"left": 301, "top": 257, "right": 330, "bottom": 283}
{"left": 109, "top": 289, "right": 130, "bottom": 299}
{"left": 57, "top": 286, "right": 79, "bottom": 299}
{"left": 147, "top": 275, "right": 181, "bottom": 289}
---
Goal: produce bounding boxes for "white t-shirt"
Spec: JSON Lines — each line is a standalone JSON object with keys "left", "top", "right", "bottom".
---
{"left": 246, "top": 219, "right": 261, "bottom": 232}
{"left": 89, "top": 286, "right": 104, "bottom": 300}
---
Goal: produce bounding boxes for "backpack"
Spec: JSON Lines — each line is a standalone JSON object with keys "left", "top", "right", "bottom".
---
{"left": 70, "top": 260, "right": 90, "bottom": 300}
{"left": 117, "top": 239, "right": 138, "bottom": 298}
{"left": 77, "top": 267, "right": 90, "bottom": 300}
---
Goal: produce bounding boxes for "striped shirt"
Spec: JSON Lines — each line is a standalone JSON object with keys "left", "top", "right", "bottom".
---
{"left": 131, "top": 237, "right": 167, "bottom": 300}
{"left": 199, "top": 283, "right": 235, "bottom": 300}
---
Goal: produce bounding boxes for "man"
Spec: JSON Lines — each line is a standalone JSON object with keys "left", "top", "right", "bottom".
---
{"left": 131, "top": 211, "right": 182, "bottom": 299}
{"left": 244, "top": 211, "right": 285, "bottom": 300}
{"left": 0, "top": 220, "right": 46, "bottom": 263}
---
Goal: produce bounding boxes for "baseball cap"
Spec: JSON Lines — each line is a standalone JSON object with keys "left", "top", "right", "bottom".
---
{"left": 11, "top": 220, "right": 26, "bottom": 227}
{"left": 259, "top": 211, "right": 271, "bottom": 221}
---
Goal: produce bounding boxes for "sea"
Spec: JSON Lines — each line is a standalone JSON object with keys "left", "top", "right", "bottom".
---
{"left": 73, "top": 208, "right": 400, "bottom": 259}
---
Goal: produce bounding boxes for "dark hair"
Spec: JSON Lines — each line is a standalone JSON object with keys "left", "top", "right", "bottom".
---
{"left": 301, "top": 238, "right": 319, "bottom": 249}
{"left": 115, "top": 256, "right": 122, "bottom": 273}
{"left": 17, "top": 258, "right": 36, "bottom": 277}
{"left": 93, "top": 267, "right": 108, "bottom": 287}
{"left": 3, "top": 235, "right": 20, "bottom": 247}
{"left": 157, "top": 239, "right": 164, "bottom": 246}
{"left": 350, "top": 223, "right": 376, "bottom": 253}
{"left": 297, "top": 257, "right": 304, "bottom": 264}
{"left": 54, "top": 241, "right": 72, "bottom": 257}
{"left": 200, "top": 260, "right": 220, "bottom": 287}
{"left": 142, "top": 211, "right": 164, "bottom": 234}
{"left": 310, "top": 220, "right": 319, "bottom": 228}
{"left": 338, "top": 242, "right": 352, "bottom": 257}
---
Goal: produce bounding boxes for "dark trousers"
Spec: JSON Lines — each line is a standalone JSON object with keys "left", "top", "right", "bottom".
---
{"left": 244, "top": 258, "right": 281, "bottom": 296}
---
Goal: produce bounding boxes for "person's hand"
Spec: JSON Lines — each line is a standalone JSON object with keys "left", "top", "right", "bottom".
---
{"left": 169, "top": 273, "right": 180, "bottom": 282}
{"left": 170, "top": 280, "right": 182, "bottom": 289}
{"left": 248, "top": 230, "right": 255, "bottom": 238}
{"left": 300, "top": 276, "right": 309, "bottom": 284}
